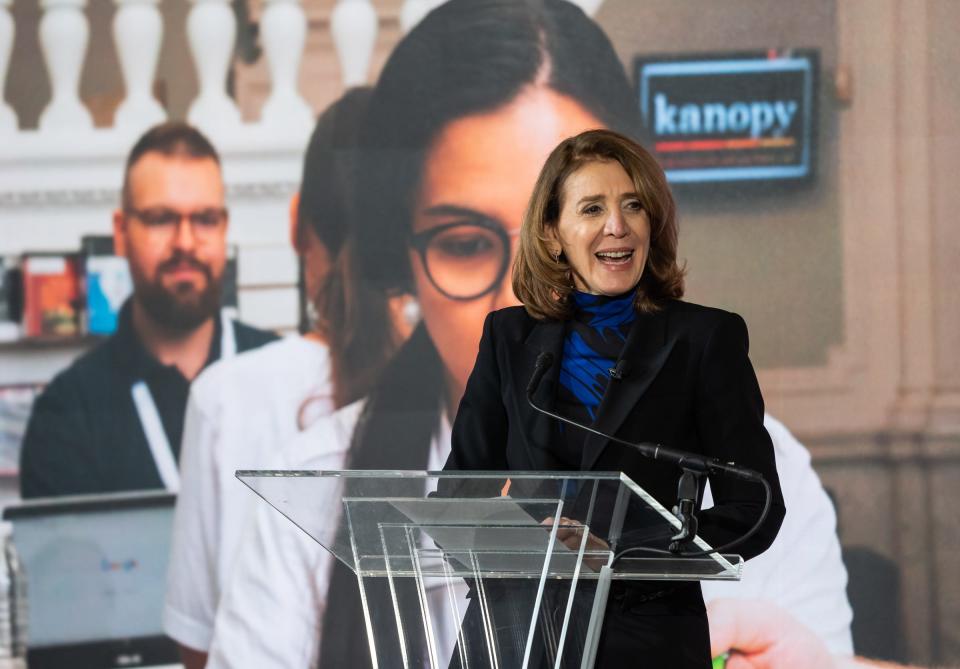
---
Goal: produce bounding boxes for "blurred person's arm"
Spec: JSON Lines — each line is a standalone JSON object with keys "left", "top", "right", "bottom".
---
{"left": 709, "top": 599, "right": 927, "bottom": 669}
{"left": 19, "top": 375, "right": 97, "bottom": 498}
{"left": 758, "top": 417, "right": 854, "bottom": 653}
{"left": 709, "top": 597, "right": 835, "bottom": 668}
{"left": 703, "top": 416, "right": 854, "bottom": 654}
{"left": 205, "top": 497, "right": 327, "bottom": 669}
{"left": 205, "top": 404, "right": 359, "bottom": 669}
{"left": 163, "top": 384, "right": 223, "bottom": 655}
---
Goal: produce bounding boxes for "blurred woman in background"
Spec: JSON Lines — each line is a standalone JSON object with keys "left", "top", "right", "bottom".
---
{"left": 163, "top": 88, "right": 372, "bottom": 669}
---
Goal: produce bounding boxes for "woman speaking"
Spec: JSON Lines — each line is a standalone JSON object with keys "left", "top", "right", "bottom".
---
{"left": 444, "top": 128, "right": 786, "bottom": 668}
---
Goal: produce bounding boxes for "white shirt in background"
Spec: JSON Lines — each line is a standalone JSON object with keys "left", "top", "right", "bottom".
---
{"left": 207, "top": 401, "right": 363, "bottom": 669}
{"left": 163, "top": 336, "right": 334, "bottom": 653}
{"left": 207, "top": 410, "right": 853, "bottom": 667}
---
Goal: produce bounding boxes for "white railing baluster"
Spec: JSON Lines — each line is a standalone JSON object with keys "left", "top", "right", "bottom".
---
{"left": 259, "top": 0, "right": 312, "bottom": 133}
{"left": 113, "top": 0, "right": 165, "bottom": 130}
{"left": 187, "top": 0, "right": 241, "bottom": 131}
{"left": 568, "top": 0, "right": 604, "bottom": 17}
{"left": 330, "top": 0, "right": 377, "bottom": 88}
{"left": 0, "top": 0, "right": 15, "bottom": 131}
{"left": 399, "top": 0, "right": 430, "bottom": 34}
{"left": 38, "top": 0, "right": 93, "bottom": 131}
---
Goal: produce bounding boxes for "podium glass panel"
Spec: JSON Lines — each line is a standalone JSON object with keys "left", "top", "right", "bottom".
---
{"left": 237, "top": 470, "right": 741, "bottom": 668}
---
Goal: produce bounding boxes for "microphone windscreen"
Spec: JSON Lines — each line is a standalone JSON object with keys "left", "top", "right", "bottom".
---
{"left": 527, "top": 352, "right": 554, "bottom": 396}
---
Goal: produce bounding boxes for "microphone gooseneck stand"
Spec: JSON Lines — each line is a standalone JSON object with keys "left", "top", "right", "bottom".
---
{"left": 525, "top": 351, "right": 773, "bottom": 562}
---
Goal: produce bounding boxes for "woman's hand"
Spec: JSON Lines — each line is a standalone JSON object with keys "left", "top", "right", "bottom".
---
{"left": 541, "top": 516, "right": 610, "bottom": 571}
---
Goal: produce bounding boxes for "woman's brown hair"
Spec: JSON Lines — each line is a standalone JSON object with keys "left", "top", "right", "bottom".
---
{"left": 512, "top": 128, "right": 685, "bottom": 320}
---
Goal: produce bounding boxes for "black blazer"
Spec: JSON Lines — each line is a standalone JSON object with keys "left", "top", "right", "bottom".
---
{"left": 445, "top": 299, "right": 785, "bottom": 563}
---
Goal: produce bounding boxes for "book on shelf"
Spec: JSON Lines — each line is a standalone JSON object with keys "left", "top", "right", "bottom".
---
{"left": 8, "top": 242, "right": 244, "bottom": 342}
{"left": 21, "top": 252, "right": 81, "bottom": 339}
{"left": 81, "top": 235, "right": 132, "bottom": 336}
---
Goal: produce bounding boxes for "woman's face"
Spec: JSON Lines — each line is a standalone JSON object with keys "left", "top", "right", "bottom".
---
{"left": 551, "top": 160, "right": 651, "bottom": 296}
{"left": 411, "top": 87, "right": 603, "bottom": 402}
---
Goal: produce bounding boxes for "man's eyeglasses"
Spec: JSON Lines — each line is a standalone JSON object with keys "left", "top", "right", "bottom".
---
{"left": 125, "top": 207, "right": 228, "bottom": 239}
{"left": 409, "top": 221, "right": 516, "bottom": 301}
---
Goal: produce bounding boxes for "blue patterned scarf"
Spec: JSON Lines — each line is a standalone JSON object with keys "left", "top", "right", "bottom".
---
{"left": 557, "top": 290, "right": 636, "bottom": 421}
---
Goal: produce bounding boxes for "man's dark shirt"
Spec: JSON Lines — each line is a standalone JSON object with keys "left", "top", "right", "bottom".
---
{"left": 19, "top": 301, "right": 278, "bottom": 498}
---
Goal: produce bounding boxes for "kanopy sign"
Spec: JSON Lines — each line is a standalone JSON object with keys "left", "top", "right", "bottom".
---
{"left": 635, "top": 50, "right": 819, "bottom": 186}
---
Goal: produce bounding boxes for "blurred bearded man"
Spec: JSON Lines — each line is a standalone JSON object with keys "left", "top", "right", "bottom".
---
{"left": 20, "top": 123, "right": 277, "bottom": 498}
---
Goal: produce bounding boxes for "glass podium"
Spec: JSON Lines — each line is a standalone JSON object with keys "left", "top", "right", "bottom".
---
{"left": 237, "top": 470, "right": 742, "bottom": 669}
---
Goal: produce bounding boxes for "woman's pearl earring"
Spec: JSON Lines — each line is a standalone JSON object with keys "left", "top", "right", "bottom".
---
{"left": 402, "top": 297, "right": 421, "bottom": 326}
{"left": 553, "top": 249, "right": 562, "bottom": 262}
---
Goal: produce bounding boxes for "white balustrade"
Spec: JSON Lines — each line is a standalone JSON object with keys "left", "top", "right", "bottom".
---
{"left": 330, "top": 0, "right": 377, "bottom": 88}
{"left": 569, "top": 0, "right": 604, "bottom": 17}
{"left": 399, "top": 0, "right": 431, "bottom": 34}
{"left": 5, "top": 0, "right": 404, "bottom": 137}
{"left": 259, "top": 0, "right": 312, "bottom": 133}
{"left": 186, "top": 0, "right": 241, "bottom": 132}
{"left": 38, "top": 0, "right": 93, "bottom": 131}
{"left": 0, "top": 0, "right": 15, "bottom": 131}
{"left": 112, "top": 0, "right": 165, "bottom": 130}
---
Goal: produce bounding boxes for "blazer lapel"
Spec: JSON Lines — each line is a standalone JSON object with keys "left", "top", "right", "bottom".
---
{"left": 580, "top": 308, "right": 675, "bottom": 471}
{"left": 514, "top": 318, "right": 565, "bottom": 467}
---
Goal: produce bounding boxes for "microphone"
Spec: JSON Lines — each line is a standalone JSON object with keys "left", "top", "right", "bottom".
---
{"left": 524, "top": 357, "right": 772, "bottom": 557}
{"left": 524, "top": 357, "right": 762, "bottom": 482}
{"left": 526, "top": 352, "right": 554, "bottom": 398}
{"left": 608, "top": 359, "right": 630, "bottom": 380}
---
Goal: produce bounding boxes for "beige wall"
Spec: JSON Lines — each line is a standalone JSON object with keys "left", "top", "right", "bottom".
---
{"left": 929, "top": 2, "right": 960, "bottom": 398}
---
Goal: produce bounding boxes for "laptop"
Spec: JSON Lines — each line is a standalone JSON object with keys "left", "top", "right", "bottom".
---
{"left": 3, "top": 491, "right": 180, "bottom": 669}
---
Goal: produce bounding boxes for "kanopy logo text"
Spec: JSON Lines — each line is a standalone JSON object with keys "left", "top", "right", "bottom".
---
{"left": 635, "top": 51, "right": 818, "bottom": 184}
{"left": 653, "top": 94, "right": 799, "bottom": 139}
